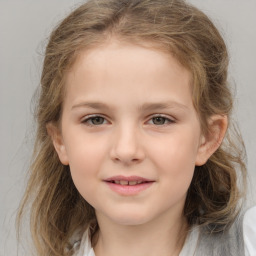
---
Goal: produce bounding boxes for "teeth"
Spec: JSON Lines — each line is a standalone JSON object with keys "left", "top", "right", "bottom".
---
{"left": 128, "top": 181, "right": 138, "bottom": 186}
{"left": 112, "top": 180, "right": 145, "bottom": 185}
{"left": 120, "top": 180, "right": 129, "bottom": 185}
{"left": 111, "top": 180, "right": 147, "bottom": 185}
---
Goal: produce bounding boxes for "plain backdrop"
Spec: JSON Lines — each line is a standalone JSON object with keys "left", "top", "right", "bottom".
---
{"left": 1, "top": 1, "right": 256, "bottom": 255}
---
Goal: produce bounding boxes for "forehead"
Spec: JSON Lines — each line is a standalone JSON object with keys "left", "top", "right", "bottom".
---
{"left": 68, "top": 39, "right": 191, "bottom": 83}
{"left": 64, "top": 40, "right": 193, "bottom": 108}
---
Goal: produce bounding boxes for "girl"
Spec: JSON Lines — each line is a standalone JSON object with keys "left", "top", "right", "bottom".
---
{"left": 17, "top": 0, "right": 256, "bottom": 255}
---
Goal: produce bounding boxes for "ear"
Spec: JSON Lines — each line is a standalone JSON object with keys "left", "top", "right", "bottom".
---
{"left": 196, "top": 115, "right": 228, "bottom": 166}
{"left": 46, "top": 123, "right": 69, "bottom": 165}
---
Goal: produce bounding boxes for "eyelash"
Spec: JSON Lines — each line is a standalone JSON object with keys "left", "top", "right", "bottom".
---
{"left": 81, "top": 114, "right": 175, "bottom": 127}
{"left": 148, "top": 115, "right": 175, "bottom": 125}
{"left": 81, "top": 115, "right": 108, "bottom": 126}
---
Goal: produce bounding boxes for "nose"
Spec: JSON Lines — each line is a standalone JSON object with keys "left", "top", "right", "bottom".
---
{"left": 110, "top": 124, "right": 145, "bottom": 166}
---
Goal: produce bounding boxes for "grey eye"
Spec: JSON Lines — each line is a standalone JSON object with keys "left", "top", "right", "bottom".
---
{"left": 152, "top": 117, "right": 167, "bottom": 125}
{"left": 90, "top": 116, "right": 105, "bottom": 125}
{"left": 82, "top": 116, "right": 106, "bottom": 126}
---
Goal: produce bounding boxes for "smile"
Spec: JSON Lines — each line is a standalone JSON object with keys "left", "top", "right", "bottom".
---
{"left": 110, "top": 180, "right": 145, "bottom": 185}
{"left": 104, "top": 176, "right": 154, "bottom": 195}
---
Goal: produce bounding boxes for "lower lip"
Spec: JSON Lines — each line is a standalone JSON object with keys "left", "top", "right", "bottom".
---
{"left": 105, "top": 182, "right": 154, "bottom": 196}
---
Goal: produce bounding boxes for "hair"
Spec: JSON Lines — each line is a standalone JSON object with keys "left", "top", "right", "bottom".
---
{"left": 17, "top": 0, "right": 247, "bottom": 255}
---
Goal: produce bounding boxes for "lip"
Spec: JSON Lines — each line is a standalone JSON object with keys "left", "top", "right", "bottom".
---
{"left": 104, "top": 175, "right": 155, "bottom": 196}
{"left": 104, "top": 175, "right": 153, "bottom": 182}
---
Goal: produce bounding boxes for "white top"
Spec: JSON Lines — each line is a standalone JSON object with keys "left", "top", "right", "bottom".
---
{"left": 75, "top": 206, "right": 256, "bottom": 256}
{"left": 243, "top": 206, "right": 256, "bottom": 256}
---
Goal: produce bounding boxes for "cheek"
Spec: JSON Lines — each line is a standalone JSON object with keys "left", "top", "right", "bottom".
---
{"left": 65, "top": 132, "right": 107, "bottom": 169}
{"left": 64, "top": 135, "right": 107, "bottom": 195}
{"left": 149, "top": 133, "right": 198, "bottom": 207}
{"left": 148, "top": 128, "right": 200, "bottom": 181}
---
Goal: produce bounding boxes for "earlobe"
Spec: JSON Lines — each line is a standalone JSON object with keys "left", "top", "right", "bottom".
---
{"left": 196, "top": 115, "right": 228, "bottom": 166}
{"left": 46, "top": 123, "right": 69, "bottom": 165}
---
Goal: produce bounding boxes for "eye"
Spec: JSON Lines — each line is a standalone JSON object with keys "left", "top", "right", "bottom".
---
{"left": 148, "top": 115, "right": 174, "bottom": 125}
{"left": 82, "top": 115, "right": 107, "bottom": 126}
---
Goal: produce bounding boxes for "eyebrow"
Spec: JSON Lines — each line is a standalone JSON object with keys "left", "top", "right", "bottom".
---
{"left": 139, "top": 102, "right": 188, "bottom": 112}
{"left": 71, "top": 101, "right": 188, "bottom": 111}
{"left": 72, "top": 102, "right": 111, "bottom": 110}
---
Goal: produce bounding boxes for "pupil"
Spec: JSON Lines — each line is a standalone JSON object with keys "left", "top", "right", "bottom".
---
{"left": 92, "top": 117, "right": 104, "bottom": 125}
{"left": 153, "top": 117, "right": 165, "bottom": 125}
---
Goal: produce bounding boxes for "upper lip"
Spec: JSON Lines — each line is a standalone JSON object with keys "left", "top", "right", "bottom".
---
{"left": 104, "top": 175, "right": 154, "bottom": 182}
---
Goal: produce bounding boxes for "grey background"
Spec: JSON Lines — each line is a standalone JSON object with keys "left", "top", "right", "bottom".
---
{"left": 1, "top": 1, "right": 255, "bottom": 255}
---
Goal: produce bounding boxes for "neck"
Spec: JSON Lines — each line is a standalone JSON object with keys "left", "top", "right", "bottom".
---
{"left": 93, "top": 211, "right": 188, "bottom": 256}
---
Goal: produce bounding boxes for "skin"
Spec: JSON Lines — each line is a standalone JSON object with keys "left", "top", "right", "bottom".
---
{"left": 48, "top": 40, "right": 227, "bottom": 256}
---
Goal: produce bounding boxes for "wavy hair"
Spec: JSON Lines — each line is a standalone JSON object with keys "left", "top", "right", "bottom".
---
{"left": 17, "top": 0, "right": 247, "bottom": 255}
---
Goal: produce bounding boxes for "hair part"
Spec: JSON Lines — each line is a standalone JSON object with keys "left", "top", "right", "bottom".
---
{"left": 17, "top": 0, "right": 247, "bottom": 255}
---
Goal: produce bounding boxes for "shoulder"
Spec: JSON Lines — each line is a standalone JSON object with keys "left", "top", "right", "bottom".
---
{"left": 187, "top": 208, "right": 253, "bottom": 256}
{"left": 243, "top": 206, "right": 256, "bottom": 256}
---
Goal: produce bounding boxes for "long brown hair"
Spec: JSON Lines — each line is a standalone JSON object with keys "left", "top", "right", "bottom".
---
{"left": 17, "top": 0, "right": 247, "bottom": 255}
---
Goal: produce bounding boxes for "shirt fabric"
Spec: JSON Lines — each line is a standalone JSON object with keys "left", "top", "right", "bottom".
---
{"left": 74, "top": 206, "right": 256, "bottom": 256}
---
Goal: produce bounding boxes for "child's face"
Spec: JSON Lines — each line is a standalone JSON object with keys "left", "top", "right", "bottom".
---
{"left": 54, "top": 40, "right": 207, "bottom": 226}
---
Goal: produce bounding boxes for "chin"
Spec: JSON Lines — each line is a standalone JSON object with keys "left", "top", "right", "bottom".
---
{"left": 107, "top": 211, "right": 154, "bottom": 226}
{"left": 95, "top": 203, "right": 159, "bottom": 227}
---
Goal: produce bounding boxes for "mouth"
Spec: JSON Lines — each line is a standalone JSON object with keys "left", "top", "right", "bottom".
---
{"left": 104, "top": 176, "right": 154, "bottom": 195}
{"left": 108, "top": 180, "right": 148, "bottom": 185}
{"left": 104, "top": 175, "right": 154, "bottom": 185}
